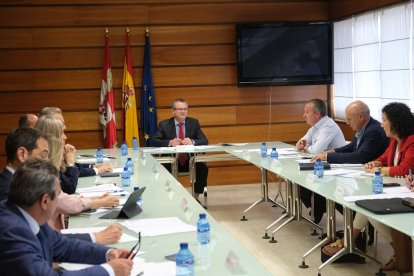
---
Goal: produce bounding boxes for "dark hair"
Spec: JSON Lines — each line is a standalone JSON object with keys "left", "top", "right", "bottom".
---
{"left": 172, "top": 98, "right": 188, "bottom": 109}
{"left": 309, "top": 99, "right": 326, "bottom": 117}
{"left": 18, "top": 115, "right": 30, "bottom": 128}
{"left": 8, "top": 159, "right": 58, "bottom": 207}
{"left": 382, "top": 102, "right": 414, "bottom": 139}
{"left": 5, "top": 127, "right": 45, "bottom": 162}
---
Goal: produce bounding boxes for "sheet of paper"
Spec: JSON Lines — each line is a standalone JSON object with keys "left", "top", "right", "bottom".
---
{"left": 77, "top": 184, "right": 129, "bottom": 197}
{"left": 76, "top": 157, "right": 110, "bottom": 164}
{"left": 61, "top": 226, "right": 137, "bottom": 243}
{"left": 330, "top": 163, "right": 364, "bottom": 168}
{"left": 112, "top": 167, "right": 124, "bottom": 173}
{"left": 59, "top": 254, "right": 174, "bottom": 276}
{"left": 120, "top": 217, "right": 196, "bottom": 237}
{"left": 382, "top": 186, "right": 411, "bottom": 194}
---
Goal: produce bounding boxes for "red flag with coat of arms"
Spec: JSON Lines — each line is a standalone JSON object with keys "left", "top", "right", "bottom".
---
{"left": 99, "top": 29, "right": 117, "bottom": 148}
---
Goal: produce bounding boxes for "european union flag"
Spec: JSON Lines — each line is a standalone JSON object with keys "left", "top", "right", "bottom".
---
{"left": 141, "top": 30, "right": 157, "bottom": 147}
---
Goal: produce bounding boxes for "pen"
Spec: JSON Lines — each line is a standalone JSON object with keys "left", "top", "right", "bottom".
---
{"left": 136, "top": 272, "right": 144, "bottom": 276}
{"left": 410, "top": 169, "right": 413, "bottom": 188}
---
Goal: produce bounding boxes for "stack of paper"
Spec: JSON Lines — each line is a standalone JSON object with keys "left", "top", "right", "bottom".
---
{"left": 77, "top": 184, "right": 129, "bottom": 197}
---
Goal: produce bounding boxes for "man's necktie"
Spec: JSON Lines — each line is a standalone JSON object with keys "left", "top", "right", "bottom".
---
{"left": 178, "top": 123, "right": 186, "bottom": 166}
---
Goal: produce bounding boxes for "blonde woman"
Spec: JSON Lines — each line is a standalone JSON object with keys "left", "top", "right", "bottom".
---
{"left": 35, "top": 116, "right": 122, "bottom": 244}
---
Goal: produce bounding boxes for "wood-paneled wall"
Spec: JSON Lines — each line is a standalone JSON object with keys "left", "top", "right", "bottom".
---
{"left": 328, "top": 0, "right": 406, "bottom": 19}
{"left": 0, "top": 0, "right": 333, "bottom": 186}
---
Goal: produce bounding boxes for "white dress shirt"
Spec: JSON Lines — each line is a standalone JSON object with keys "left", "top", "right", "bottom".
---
{"left": 302, "top": 116, "right": 346, "bottom": 154}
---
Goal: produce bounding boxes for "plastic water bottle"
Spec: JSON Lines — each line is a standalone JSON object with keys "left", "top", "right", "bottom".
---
{"left": 121, "top": 142, "right": 128, "bottom": 156}
{"left": 270, "top": 147, "right": 278, "bottom": 160}
{"left": 133, "top": 187, "right": 143, "bottom": 207}
{"left": 313, "top": 159, "right": 324, "bottom": 178}
{"left": 260, "top": 142, "right": 267, "bottom": 157}
{"left": 121, "top": 166, "right": 131, "bottom": 187}
{"left": 197, "top": 213, "right": 210, "bottom": 245}
{"left": 96, "top": 148, "right": 103, "bottom": 163}
{"left": 372, "top": 171, "right": 383, "bottom": 194}
{"left": 126, "top": 157, "right": 134, "bottom": 175}
{"left": 176, "top": 242, "right": 194, "bottom": 276}
{"left": 132, "top": 137, "right": 139, "bottom": 151}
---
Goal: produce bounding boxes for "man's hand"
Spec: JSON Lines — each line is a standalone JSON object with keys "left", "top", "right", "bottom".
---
{"left": 181, "top": 138, "right": 193, "bottom": 145}
{"left": 169, "top": 138, "right": 181, "bottom": 147}
{"left": 108, "top": 248, "right": 131, "bottom": 260}
{"left": 310, "top": 151, "right": 329, "bottom": 162}
{"left": 95, "top": 164, "right": 113, "bottom": 174}
{"left": 107, "top": 258, "right": 133, "bottom": 276}
{"left": 94, "top": 224, "right": 123, "bottom": 245}
{"left": 296, "top": 139, "right": 306, "bottom": 151}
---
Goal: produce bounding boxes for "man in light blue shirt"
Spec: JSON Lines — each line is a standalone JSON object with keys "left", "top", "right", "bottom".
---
{"left": 296, "top": 99, "right": 346, "bottom": 154}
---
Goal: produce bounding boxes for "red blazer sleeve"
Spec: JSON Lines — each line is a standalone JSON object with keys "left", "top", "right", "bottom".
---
{"left": 376, "top": 136, "right": 414, "bottom": 177}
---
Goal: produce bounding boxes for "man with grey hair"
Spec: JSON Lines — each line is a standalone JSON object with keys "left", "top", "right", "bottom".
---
{"left": 296, "top": 99, "right": 346, "bottom": 154}
{"left": 303, "top": 100, "right": 389, "bottom": 224}
{"left": 39, "top": 107, "right": 113, "bottom": 181}
{"left": 0, "top": 159, "right": 133, "bottom": 275}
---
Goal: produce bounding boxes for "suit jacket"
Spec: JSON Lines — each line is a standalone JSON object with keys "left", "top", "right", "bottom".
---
{"left": 60, "top": 166, "right": 79, "bottom": 194}
{"left": 150, "top": 117, "right": 208, "bottom": 147}
{"left": 0, "top": 168, "right": 92, "bottom": 242}
{"left": 327, "top": 117, "right": 389, "bottom": 164}
{"left": 0, "top": 201, "right": 109, "bottom": 275}
{"left": 376, "top": 135, "right": 414, "bottom": 177}
{"left": 0, "top": 168, "right": 13, "bottom": 201}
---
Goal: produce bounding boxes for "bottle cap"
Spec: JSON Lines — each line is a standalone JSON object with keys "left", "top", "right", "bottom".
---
{"left": 374, "top": 171, "right": 381, "bottom": 176}
{"left": 180, "top": 242, "right": 188, "bottom": 249}
{"left": 128, "top": 157, "right": 132, "bottom": 161}
{"left": 199, "top": 213, "right": 206, "bottom": 219}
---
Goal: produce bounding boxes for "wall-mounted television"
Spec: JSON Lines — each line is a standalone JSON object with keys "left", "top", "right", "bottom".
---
{"left": 236, "top": 22, "right": 333, "bottom": 86}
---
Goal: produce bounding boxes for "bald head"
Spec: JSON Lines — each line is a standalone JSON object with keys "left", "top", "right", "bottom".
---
{"left": 18, "top": 114, "right": 38, "bottom": 128}
{"left": 345, "top": 100, "right": 370, "bottom": 131}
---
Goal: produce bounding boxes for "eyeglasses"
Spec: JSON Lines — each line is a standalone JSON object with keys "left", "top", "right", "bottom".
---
{"left": 173, "top": 108, "right": 188, "bottom": 111}
{"left": 128, "top": 232, "right": 141, "bottom": 260}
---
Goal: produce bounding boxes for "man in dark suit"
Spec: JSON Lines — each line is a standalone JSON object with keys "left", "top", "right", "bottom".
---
{"left": 150, "top": 98, "right": 209, "bottom": 200}
{"left": 0, "top": 159, "right": 132, "bottom": 275}
{"left": 0, "top": 127, "right": 122, "bottom": 245}
{"left": 0, "top": 127, "right": 49, "bottom": 201}
{"left": 302, "top": 100, "right": 389, "bottom": 223}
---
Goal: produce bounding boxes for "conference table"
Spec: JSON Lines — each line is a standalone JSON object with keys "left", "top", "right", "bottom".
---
{"left": 70, "top": 148, "right": 270, "bottom": 275}
{"left": 71, "top": 142, "right": 414, "bottom": 275}
{"left": 226, "top": 142, "right": 414, "bottom": 274}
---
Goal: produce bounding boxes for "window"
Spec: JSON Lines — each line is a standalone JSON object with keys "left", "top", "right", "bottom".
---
{"left": 333, "top": 2, "right": 412, "bottom": 121}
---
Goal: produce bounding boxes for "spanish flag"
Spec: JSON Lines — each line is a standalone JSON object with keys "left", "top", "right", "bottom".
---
{"left": 122, "top": 28, "right": 139, "bottom": 147}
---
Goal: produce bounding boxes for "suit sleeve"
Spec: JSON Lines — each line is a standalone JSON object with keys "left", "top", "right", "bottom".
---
{"left": 190, "top": 119, "right": 208, "bottom": 145}
{"left": 149, "top": 121, "right": 171, "bottom": 147}
{"left": 59, "top": 166, "right": 79, "bottom": 195}
{"left": 76, "top": 164, "right": 97, "bottom": 177}
{"left": 0, "top": 219, "right": 108, "bottom": 276}
{"left": 328, "top": 127, "right": 388, "bottom": 164}
{"left": 63, "top": 233, "right": 92, "bottom": 243}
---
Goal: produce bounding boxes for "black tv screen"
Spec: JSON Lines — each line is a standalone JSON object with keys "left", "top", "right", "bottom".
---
{"left": 236, "top": 22, "right": 333, "bottom": 86}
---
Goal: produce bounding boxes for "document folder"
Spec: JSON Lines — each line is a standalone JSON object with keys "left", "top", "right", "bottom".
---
{"left": 355, "top": 197, "right": 414, "bottom": 214}
{"left": 299, "top": 162, "right": 331, "bottom": 171}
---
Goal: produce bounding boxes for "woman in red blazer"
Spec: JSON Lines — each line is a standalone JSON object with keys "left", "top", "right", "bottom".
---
{"left": 364, "top": 102, "right": 414, "bottom": 176}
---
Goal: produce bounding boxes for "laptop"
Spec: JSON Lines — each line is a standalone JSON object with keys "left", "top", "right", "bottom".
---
{"left": 99, "top": 187, "right": 146, "bottom": 219}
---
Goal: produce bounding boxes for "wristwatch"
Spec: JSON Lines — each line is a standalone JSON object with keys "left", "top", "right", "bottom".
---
{"left": 377, "top": 167, "right": 382, "bottom": 173}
